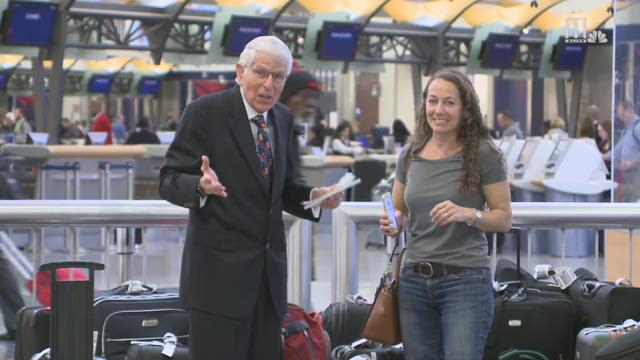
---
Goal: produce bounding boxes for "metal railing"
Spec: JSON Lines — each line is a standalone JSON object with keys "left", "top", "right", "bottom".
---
{"left": 3, "top": 200, "right": 640, "bottom": 309}
{"left": 0, "top": 200, "right": 313, "bottom": 310}
{"left": 332, "top": 202, "right": 640, "bottom": 303}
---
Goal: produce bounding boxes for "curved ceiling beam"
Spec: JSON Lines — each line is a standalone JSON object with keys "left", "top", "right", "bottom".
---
{"left": 361, "top": 0, "right": 391, "bottom": 29}
{"left": 519, "top": 0, "right": 565, "bottom": 30}
{"left": 464, "top": 0, "right": 565, "bottom": 29}
{"left": 443, "top": 0, "right": 482, "bottom": 34}
{"left": 296, "top": 0, "right": 388, "bottom": 18}
{"left": 384, "top": 0, "right": 477, "bottom": 29}
{"left": 594, "top": 0, "right": 633, "bottom": 29}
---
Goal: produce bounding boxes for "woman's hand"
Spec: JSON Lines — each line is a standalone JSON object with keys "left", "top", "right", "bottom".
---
{"left": 379, "top": 210, "right": 403, "bottom": 238}
{"left": 430, "top": 200, "right": 472, "bottom": 226}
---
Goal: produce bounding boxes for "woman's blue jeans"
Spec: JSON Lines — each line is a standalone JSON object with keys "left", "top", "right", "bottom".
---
{"left": 398, "top": 265, "right": 494, "bottom": 360}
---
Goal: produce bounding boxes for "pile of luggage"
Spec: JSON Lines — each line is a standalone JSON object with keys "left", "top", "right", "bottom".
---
{"left": 15, "top": 258, "right": 640, "bottom": 360}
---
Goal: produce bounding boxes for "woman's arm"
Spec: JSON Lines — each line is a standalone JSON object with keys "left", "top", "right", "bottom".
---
{"left": 474, "top": 180, "right": 512, "bottom": 232}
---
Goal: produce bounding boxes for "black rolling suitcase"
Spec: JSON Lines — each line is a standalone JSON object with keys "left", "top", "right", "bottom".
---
{"left": 331, "top": 343, "right": 404, "bottom": 360}
{"left": 322, "top": 299, "right": 372, "bottom": 347}
{"left": 485, "top": 229, "right": 576, "bottom": 360}
{"left": 14, "top": 306, "right": 50, "bottom": 360}
{"left": 484, "top": 282, "right": 576, "bottom": 360}
{"left": 569, "top": 268, "right": 640, "bottom": 329}
{"left": 93, "top": 286, "right": 188, "bottom": 360}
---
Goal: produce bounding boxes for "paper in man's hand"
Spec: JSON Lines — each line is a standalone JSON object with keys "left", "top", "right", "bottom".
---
{"left": 301, "top": 173, "right": 361, "bottom": 209}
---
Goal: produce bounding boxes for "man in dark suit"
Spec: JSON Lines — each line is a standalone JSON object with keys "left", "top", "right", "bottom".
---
{"left": 159, "top": 36, "right": 342, "bottom": 360}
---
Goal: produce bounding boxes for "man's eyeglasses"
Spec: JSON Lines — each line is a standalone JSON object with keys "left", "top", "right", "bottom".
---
{"left": 249, "top": 67, "right": 286, "bottom": 82}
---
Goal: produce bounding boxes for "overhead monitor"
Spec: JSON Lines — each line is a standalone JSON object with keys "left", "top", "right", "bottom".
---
{"left": 222, "top": 15, "right": 271, "bottom": 57}
{"left": 138, "top": 77, "right": 161, "bottom": 96}
{"left": 479, "top": 33, "right": 520, "bottom": 69}
{"left": 88, "top": 75, "right": 113, "bottom": 94}
{"left": 316, "top": 21, "right": 360, "bottom": 61}
{"left": 1, "top": 0, "right": 58, "bottom": 46}
{"left": 552, "top": 38, "right": 588, "bottom": 71}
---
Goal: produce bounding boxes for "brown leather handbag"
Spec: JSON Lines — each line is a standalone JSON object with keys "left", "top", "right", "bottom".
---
{"left": 361, "top": 242, "right": 406, "bottom": 345}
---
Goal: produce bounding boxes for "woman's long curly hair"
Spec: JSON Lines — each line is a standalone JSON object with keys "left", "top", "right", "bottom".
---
{"left": 403, "top": 69, "right": 501, "bottom": 193}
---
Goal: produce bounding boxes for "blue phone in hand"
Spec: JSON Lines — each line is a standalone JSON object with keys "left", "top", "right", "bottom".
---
{"left": 381, "top": 192, "right": 398, "bottom": 230}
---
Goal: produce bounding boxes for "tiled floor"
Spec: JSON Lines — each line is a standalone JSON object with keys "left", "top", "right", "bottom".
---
{"left": 0, "top": 223, "right": 606, "bottom": 359}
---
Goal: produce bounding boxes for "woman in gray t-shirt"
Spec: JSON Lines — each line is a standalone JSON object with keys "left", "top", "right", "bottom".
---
{"left": 379, "top": 69, "right": 512, "bottom": 360}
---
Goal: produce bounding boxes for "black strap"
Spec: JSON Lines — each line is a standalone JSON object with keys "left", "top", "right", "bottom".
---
{"left": 282, "top": 319, "right": 309, "bottom": 337}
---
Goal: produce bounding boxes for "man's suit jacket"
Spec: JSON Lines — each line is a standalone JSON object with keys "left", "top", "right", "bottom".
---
{"left": 159, "top": 86, "right": 316, "bottom": 319}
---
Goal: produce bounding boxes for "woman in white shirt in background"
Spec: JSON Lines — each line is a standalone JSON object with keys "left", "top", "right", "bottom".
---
{"left": 331, "top": 121, "right": 365, "bottom": 156}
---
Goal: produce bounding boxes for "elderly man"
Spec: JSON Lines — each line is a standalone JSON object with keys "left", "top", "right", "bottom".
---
{"left": 159, "top": 36, "right": 343, "bottom": 359}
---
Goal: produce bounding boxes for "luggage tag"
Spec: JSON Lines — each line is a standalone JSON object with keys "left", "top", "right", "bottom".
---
{"left": 161, "top": 332, "right": 178, "bottom": 357}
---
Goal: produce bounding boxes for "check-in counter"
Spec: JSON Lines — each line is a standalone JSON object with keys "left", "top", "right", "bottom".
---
{"left": 508, "top": 138, "right": 556, "bottom": 254}
{"left": 541, "top": 138, "right": 614, "bottom": 257}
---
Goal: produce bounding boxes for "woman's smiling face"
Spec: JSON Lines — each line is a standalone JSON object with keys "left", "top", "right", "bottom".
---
{"left": 425, "top": 78, "right": 463, "bottom": 136}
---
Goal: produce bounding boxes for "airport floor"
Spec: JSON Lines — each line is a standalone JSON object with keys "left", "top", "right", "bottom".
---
{"left": 0, "top": 223, "right": 606, "bottom": 359}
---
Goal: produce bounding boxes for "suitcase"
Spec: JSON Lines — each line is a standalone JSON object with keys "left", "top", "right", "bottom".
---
{"left": 14, "top": 306, "right": 50, "bottom": 360}
{"left": 322, "top": 300, "right": 372, "bottom": 347}
{"left": 575, "top": 320, "right": 638, "bottom": 360}
{"left": 93, "top": 288, "right": 188, "bottom": 360}
{"left": 569, "top": 268, "right": 640, "bottom": 328}
{"left": 595, "top": 327, "right": 640, "bottom": 360}
{"left": 486, "top": 230, "right": 576, "bottom": 360}
{"left": 485, "top": 283, "right": 576, "bottom": 360}
{"left": 125, "top": 343, "right": 189, "bottom": 360}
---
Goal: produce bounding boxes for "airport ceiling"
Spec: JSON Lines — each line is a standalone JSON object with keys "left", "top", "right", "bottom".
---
{"left": 0, "top": 0, "right": 636, "bottom": 92}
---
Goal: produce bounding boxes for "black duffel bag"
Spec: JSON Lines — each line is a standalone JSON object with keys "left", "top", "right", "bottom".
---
{"left": 568, "top": 268, "right": 640, "bottom": 328}
{"left": 322, "top": 299, "right": 372, "bottom": 347}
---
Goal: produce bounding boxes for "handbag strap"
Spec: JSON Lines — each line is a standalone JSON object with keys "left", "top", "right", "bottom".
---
{"left": 387, "top": 233, "right": 406, "bottom": 281}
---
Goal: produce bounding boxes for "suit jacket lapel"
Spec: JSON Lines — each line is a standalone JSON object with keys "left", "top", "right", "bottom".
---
{"left": 226, "top": 87, "right": 270, "bottom": 197}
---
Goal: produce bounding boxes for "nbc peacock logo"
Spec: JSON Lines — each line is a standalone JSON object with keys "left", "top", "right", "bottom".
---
{"left": 587, "top": 30, "right": 608, "bottom": 44}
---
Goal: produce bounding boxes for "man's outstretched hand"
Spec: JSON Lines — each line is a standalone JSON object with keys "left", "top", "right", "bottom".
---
{"left": 199, "top": 155, "right": 227, "bottom": 198}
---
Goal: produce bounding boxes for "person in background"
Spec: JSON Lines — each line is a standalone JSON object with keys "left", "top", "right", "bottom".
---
{"left": 13, "top": 107, "right": 32, "bottom": 144}
{"left": 112, "top": 114, "right": 128, "bottom": 144}
{"left": 125, "top": 117, "right": 160, "bottom": 145}
{"left": 331, "top": 121, "right": 364, "bottom": 156}
{"left": 159, "top": 36, "right": 343, "bottom": 360}
{"left": 89, "top": 99, "right": 113, "bottom": 144}
{"left": 59, "top": 117, "right": 85, "bottom": 142}
{"left": 577, "top": 115, "right": 597, "bottom": 139}
{"left": 612, "top": 100, "right": 640, "bottom": 202}
{"left": 379, "top": 69, "right": 512, "bottom": 360}
{"left": 279, "top": 64, "right": 323, "bottom": 153}
{"left": 166, "top": 113, "right": 178, "bottom": 131}
{"left": 543, "top": 116, "right": 569, "bottom": 142}
{"left": 496, "top": 111, "right": 524, "bottom": 139}
{"left": 392, "top": 118, "right": 411, "bottom": 146}
{"left": 0, "top": 113, "right": 15, "bottom": 142}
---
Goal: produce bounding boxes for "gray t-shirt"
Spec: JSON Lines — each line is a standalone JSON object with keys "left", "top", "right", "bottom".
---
{"left": 396, "top": 140, "right": 506, "bottom": 268}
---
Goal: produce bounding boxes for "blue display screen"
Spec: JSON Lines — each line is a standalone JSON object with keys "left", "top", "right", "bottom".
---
{"left": 89, "top": 76, "right": 113, "bottom": 94}
{"left": 139, "top": 77, "right": 161, "bottom": 95}
{"left": 2, "top": 1, "right": 58, "bottom": 46}
{"left": 223, "top": 16, "right": 271, "bottom": 56}
{"left": 553, "top": 40, "right": 588, "bottom": 71}
{"left": 480, "top": 33, "right": 520, "bottom": 69}
{"left": 317, "top": 22, "right": 360, "bottom": 61}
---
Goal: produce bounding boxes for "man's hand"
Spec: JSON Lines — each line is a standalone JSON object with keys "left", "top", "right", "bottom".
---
{"left": 199, "top": 155, "right": 227, "bottom": 198}
{"left": 311, "top": 186, "right": 343, "bottom": 209}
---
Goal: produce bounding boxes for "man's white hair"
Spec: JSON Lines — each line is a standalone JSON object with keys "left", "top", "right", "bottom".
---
{"left": 236, "top": 36, "right": 293, "bottom": 81}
